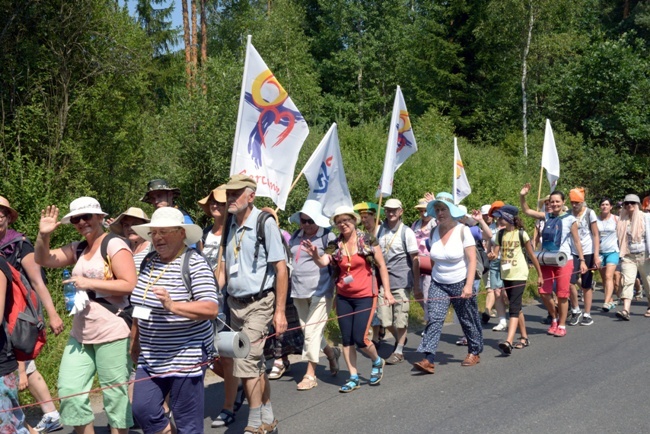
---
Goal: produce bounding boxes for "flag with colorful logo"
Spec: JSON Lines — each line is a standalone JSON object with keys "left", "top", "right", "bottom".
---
{"left": 541, "top": 119, "right": 560, "bottom": 192}
{"left": 301, "top": 123, "right": 352, "bottom": 217}
{"left": 377, "top": 86, "right": 417, "bottom": 197}
{"left": 453, "top": 138, "right": 471, "bottom": 204}
{"left": 230, "top": 35, "right": 309, "bottom": 209}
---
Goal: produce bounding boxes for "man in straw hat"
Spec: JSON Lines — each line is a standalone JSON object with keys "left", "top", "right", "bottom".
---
{"left": 130, "top": 207, "right": 219, "bottom": 433}
{"left": 216, "top": 174, "right": 288, "bottom": 434}
{"left": 376, "top": 198, "right": 419, "bottom": 365}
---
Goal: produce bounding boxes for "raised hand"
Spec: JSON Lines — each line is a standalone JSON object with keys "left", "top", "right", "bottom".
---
{"left": 424, "top": 192, "right": 435, "bottom": 202}
{"left": 520, "top": 183, "right": 531, "bottom": 196}
{"left": 471, "top": 209, "right": 483, "bottom": 222}
{"left": 39, "top": 206, "right": 61, "bottom": 235}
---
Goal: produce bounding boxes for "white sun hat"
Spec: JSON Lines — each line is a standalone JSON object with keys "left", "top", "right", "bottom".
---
{"left": 132, "top": 207, "right": 203, "bottom": 245}
{"left": 61, "top": 197, "right": 108, "bottom": 224}
{"left": 289, "top": 200, "right": 331, "bottom": 228}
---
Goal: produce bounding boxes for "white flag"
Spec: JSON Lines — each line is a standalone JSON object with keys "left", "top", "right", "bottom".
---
{"left": 377, "top": 86, "right": 417, "bottom": 197}
{"left": 301, "top": 123, "right": 352, "bottom": 217}
{"left": 230, "top": 35, "right": 309, "bottom": 209}
{"left": 453, "top": 138, "right": 471, "bottom": 204}
{"left": 541, "top": 119, "right": 560, "bottom": 192}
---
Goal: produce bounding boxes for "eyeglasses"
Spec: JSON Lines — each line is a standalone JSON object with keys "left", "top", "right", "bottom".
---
{"left": 70, "top": 214, "right": 94, "bottom": 224}
{"left": 148, "top": 228, "right": 181, "bottom": 238}
{"left": 335, "top": 218, "right": 354, "bottom": 226}
{"left": 0, "top": 213, "right": 7, "bottom": 221}
{"left": 300, "top": 218, "right": 315, "bottom": 225}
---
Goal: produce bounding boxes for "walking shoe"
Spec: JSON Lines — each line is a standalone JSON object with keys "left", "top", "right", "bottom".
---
{"left": 413, "top": 359, "right": 435, "bottom": 374}
{"left": 568, "top": 311, "right": 583, "bottom": 326}
{"left": 547, "top": 321, "right": 559, "bottom": 335}
{"left": 553, "top": 327, "right": 567, "bottom": 337}
{"left": 481, "top": 310, "right": 491, "bottom": 324}
{"left": 541, "top": 315, "right": 553, "bottom": 325}
{"left": 580, "top": 315, "right": 594, "bottom": 326}
{"left": 492, "top": 322, "right": 507, "bottom": 332}
{"left": 461, "top": 353, "right": 480, "bottom": 366}
{"left": 369, "top": 358, "right": 385, "bottom": 385}
{"left": 35, "top": 415, "right": 63, "bottom": 433}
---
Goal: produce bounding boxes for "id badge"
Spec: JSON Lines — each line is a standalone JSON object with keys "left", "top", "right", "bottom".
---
{"left": 230, "top": 263, "right": 240, "bottom": 276}
{"left": 501, "top": 262, "right": 512, "bottom": 271}
{"left": 343, "top": 275, "right": 354, "bottom": 284}
{"left": 133, "top": 305, "right": 152, "bottom": 320}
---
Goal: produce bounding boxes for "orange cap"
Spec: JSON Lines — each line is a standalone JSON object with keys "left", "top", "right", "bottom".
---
{"left": 487, "top": 201, "right": 505, "bottom": 218}
{"left": 569, "top": 188, "right": 585, "bottom": 203}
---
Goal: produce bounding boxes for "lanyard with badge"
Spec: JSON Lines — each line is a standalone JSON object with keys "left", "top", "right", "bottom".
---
{"left": 229, "top": 227, "right": 247, "bottom": 276}
{"left": 341, "top": 240, "right": 355, "bottom": 284}
{"left": 133, "top": 248, "right": 184, "bottom": 320}
{"left": 381, "top": 223, "right": 402, "bottom": 257}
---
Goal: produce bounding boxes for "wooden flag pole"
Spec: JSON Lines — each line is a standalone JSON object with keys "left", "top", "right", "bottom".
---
{"left": 536, "top": 166, "right": 544, "bottom": 211}
{"left": 214, "top": 215, "right": 228, "bottom": 287}
{"left": 273, "top": 171, "right": 304, "bottom": 214}
{"left": 375, "top": 195, "right": 384, "bottom": 230}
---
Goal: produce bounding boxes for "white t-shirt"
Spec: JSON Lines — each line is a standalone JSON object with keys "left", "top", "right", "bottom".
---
{"left": 429, "top": 224, "right": 475, "bottom": 284}
{"left": 597, "top": 215, "right": 619, "bottom": 253}
{"left": 570, "top": 208, "right": 597, "bottom": 256}
{"left": 202, "top": 230, "right": 221, "bottom": 270}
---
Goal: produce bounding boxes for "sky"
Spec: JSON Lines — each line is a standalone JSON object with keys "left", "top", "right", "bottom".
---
{"left": 121, "top": 0, "right": 185, "bottom": 51}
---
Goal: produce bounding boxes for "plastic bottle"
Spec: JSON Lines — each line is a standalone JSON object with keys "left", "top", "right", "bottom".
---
{"left": 62, "top": 269, "right": 76, "bottom": 312}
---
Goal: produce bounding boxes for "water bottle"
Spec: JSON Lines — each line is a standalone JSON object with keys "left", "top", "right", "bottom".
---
{"left": 62, "top": 269, "right": 76, "bottom": 312}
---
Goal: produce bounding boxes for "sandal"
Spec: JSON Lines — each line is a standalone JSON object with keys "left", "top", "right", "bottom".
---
{"left": 644, "top": 308, "right": 650, "bottom": 318}
{"left": 261, "top": 419, "right": 279, "bottom": 434}
{"left": 498, "top": 341, "right": 513, "bottom": 355}
{"left": 339, "top": 377, "right": 360, "bottom": 393}
{"left": 268, "top": 360, "right": 289, "bottom": 380}
{"left": 369, "top": 358, "right": 385, "bottom": 385}
{"left": 297, "top": 375, "right": 318, "bottom": 391}
{"left": 616, "top": 310, "right": 631, "bottom": 321}
{"left": 513, "top": 337, "right": 530, "bottom": 349}
{"left": 327, "top": 347, "right": 341, "bottom": 376}
{"left": 211, "top": 409, "right": 236, "bottom": 428}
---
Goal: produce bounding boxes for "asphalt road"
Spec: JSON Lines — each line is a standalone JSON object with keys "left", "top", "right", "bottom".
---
{"left": 42, "top": 291, "right": 650, "bottom": 433}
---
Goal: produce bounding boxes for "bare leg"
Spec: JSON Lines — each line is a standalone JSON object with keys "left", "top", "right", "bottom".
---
{"left": 342, "top": 345, "right": 357, "bottom": 376}
{"left": 74, "top": 424, "right": 95, "bottom": 434}
{"left": 600, "top": 265, "right": 615, "bottom": 305}
{"left": 243, "top": 373, "right": 267, "bottom": 409}
{"left": 570, "top": 284, "right": 580, "bottom": 311}
{"left": 557, "top": 297, "right": 569, "bottom": 327}
{"left": 540, "top": 293, "right": 557, "bottom": 319}
{"left": 27, "top": 370, "right": 57, "bottom": 414}
{"left": 485, "top": 290, "right": 495, "bottom": 314}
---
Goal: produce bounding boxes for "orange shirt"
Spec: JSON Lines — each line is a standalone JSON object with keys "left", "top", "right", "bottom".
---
{"left": 336, "top": 252, "right": 375, "bottom": 298}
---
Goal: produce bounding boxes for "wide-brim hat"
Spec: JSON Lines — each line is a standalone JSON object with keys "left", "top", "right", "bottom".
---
{"left": 0, "top": 196, "right": 19, "bottom": 224}
{"left": 140, "top": 179, "right": 181, "bottom": 203}
{"left": 289, "top": 200, "right": 330, "bottom": 228}
{"left": 109, "top": 207, "right": 150, "bottom": 235}
{"left": 330, "top": 205, "right": 361, "bottom": 226}
{"left": 217, "top": 174, "right": 257, "bottom": 191}
{"left": 132, "top": 207, "right": 203, "bottom": 245}
{"left": 426, "top": 192, "right": 465, "bottom": 220}
{"left": 197, "top": 186, "right": 227, "bottom": 216}
{"left": 61, "top": 197, "right": 108, "bottom": 224}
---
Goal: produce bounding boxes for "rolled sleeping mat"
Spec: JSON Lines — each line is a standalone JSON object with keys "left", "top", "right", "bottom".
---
{"left": 215, "top": 331, "right": 251, "bottom": 359}
{"left": 535, "top": 251, "right": 568, "bottom": 267}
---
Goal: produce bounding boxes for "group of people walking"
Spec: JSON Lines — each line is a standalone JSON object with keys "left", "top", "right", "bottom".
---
{"left": 0, "top": 177, "right": 648, "bottom": 434}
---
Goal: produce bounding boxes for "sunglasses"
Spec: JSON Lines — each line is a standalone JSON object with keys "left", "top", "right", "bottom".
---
{"left": 300, "top": 217, "right": 315, "bottom": 225}
{"left": 70, "top": 214, "right": 94, "bottom": 224}
{"left": 624, "top": 201, "right": 637, "bottom": 206}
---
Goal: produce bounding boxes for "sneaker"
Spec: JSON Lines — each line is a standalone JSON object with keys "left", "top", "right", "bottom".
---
{"left": 568, "top": 311, "right": 583, "bottom": 326}
{"left": 35, "top": 415, "right": 63, "bottom": 433}
{"left": 541, "top": 315, "right": 553, "bottom": 325}
{"left": 581, "top": 315, "right": 594, "bottom": 326}
{"left": 553, "top": 327, "right": 567, "bottom": 337}
{"left": 547, "top": 321, "right": 558, "bottom": 335}
{"left": 492, "top": 322, "right": 507, "bottom": 332}
{"left": 481, "top": 310, "right": 491, "bottom": 324}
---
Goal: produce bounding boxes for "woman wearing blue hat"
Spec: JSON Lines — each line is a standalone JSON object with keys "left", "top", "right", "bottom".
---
{"left": 413, "top": 192, "right": 483, "bottom": 374}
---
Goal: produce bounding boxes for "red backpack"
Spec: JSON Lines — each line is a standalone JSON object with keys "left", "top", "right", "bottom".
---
{"left": 0, "top": 259, "right": 46, "bottom": 361}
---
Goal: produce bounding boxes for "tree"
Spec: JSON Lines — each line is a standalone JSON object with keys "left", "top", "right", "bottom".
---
{"left": 135, "top": 0, "right": 179, "bottom": 56}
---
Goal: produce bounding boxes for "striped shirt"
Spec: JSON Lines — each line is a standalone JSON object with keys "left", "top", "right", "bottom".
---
{"left": 131, "top": 249, "right": 219, "bottom": 377}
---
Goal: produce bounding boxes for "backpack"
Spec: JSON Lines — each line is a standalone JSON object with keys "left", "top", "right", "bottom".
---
{"left": 76, "top": 232, "right": 133, "bottom": 328}
{"left": 221, "top": 211, "right": 292, "bottom": 296}
{"left": 376, "top": 222, "right": 414, "bottom": 270}
{"left": 0, "top": 258, "right": 46, "bottom": 361}
{"left": 139, "top": 247, "right": 216, "bottom": 296}
{"left": 0, "top": 235, "right": 48, "bottom": 284}
{"left": 541, "top": 213, "right": 571, "bottom": 252}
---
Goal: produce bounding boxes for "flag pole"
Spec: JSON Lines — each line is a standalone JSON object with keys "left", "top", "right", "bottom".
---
{"left": 273, "top": 171, "right": 304, "bottom": 213}
{"left": 375, "top": 195, "right": 384, "bottom": 229}
{"left": 536, "top": 166, "right": 544, "bottom": 211}
{"left": 453, "top": 137, "right": 457, "bottom": 204}
{"left": 230, "top": 35, "right": 252, "bottom": 175}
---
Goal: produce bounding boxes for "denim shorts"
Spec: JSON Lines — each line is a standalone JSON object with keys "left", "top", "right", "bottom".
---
{"left": 489, "top": 260, "right": 503, "bottom": 289}
{"left": 600, "top": 251, "right": 620, "bottom": 266}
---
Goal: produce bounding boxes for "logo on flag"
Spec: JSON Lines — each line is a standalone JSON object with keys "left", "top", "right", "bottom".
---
{"left": 453, "top": 139, "right": 471, "bottom": 204}
{"left": 396, "top": 110, "right": 414, "bottom": 153}
{"left": 230, "top": 36, "right": 309, "bottom": 210}
{"left": 301, "top": 123, "right": 352, "bottom": 217}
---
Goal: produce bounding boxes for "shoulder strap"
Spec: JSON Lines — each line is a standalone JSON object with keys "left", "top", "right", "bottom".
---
{"left": 497, "top": 228, "right": 505, "bottom": 247}
{"left": 0, "top": 235, "right": 24, "bottom": 252}
{"left": 139, "top": 250, "right": 158, "bottom": 275}
{"left": 519, "top": 229, "right": 526, "bottom": 250}
{"left": 254, "top": 211, "right": 274, "bottom": 261}
{"left": 75, "top": 232, "right": 119, "bottom": 261}
{"left": 181, "top": 248, "right": 194, "bottom": 297}
{"left": 202, "top": 225, "right": 213, "bottom": 244}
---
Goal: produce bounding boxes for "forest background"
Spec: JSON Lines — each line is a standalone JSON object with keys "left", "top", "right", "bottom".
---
{"left": 2, "top": 0, "right": 650, "bottom": 401}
